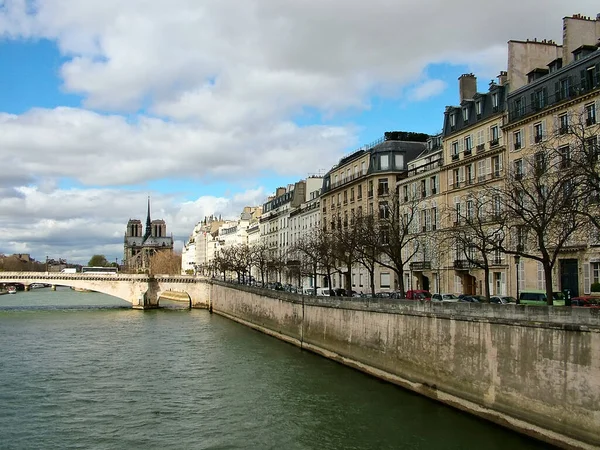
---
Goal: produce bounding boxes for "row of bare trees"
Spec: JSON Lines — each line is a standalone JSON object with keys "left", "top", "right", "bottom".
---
{"left": 202, "top": 114, "right": 598, "bottom": 304}
{"left": 448, "top": 113, "right": 599, "bottom": 304}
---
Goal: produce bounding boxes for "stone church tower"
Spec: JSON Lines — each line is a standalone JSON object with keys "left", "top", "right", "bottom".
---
{"left": 123, "top": 198, "right": 174, "bottom": 271}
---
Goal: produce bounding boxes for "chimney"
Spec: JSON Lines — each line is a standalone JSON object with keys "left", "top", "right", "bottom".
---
{"left": 497, "top": 71, "right": 508, "bottom": 86}
{"left": 459, "top": 73, "right": 477, "bottom": 102}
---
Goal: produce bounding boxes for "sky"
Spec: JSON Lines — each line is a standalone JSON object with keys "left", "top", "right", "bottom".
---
{"left": 0, "top": 1, "right": 598, "bottom": 265}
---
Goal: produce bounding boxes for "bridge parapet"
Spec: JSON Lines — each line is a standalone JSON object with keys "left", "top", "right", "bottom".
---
{"left": 0, "top": 272, "right": 211, "bottom": 309}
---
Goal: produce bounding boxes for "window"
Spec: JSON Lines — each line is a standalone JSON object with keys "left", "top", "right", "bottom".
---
{"left": 585, "top": 102, "right": 596, "bottom": 126}
{"left": 557, "top": 77, "right": 570, "bottom": 101}
{"left": 582, "top": 64, "right": 599, "bottom": 91}
{"left": 361, "top": 161, "right": 366, "bottom": 174}
{"left": 420, "top": 179, "right": 427, "bottom": 198}
{"left": 513, "top": 97, "right": 523, "bottom": 118}
{"left": 430, "top": 176, "right": 437, "bottom": 194}
{"left": 334, "top": 174, "right": 338, "bottom": 185}
{"left": 357, "top": 184, "right": 362, "bottom": 199}
{"left": 455, "top": 201, "right": 461, "bottom": 224}
{"left": 337, "top": 193, "right": 341, "bottom": 205}
{"left": 452, "top": 141, "right": 459, "bottom": 159}
{"left": 559, "top": 113, "right": 568, "bottom": 134}
{"left": 513, "top": 130, "right": 522, "bottom": 150}
{"left": 534, "top": 152, "right": 546, "bottom": 174}
{"left": 476, "top": 100, "right": 482, "bottom": 117}
{"left": 490, "top": 125, "right": 499, "bottom": 146}
{"left": 431, "top": 207, "right": 438, "bottom": 230}
{"left": 379, "top": 154, "right": 390, "bottom": 170}
{"left": 453, "top": 168, "right": 460, "bottom": 187}
{"left": 463, "top": 107, "right": 469, "bottom": 123}
{"left": 379, "top": 202, "right": 389, "bottom": 219}
{"left": 378, "top": 178, "right": 389, "bottom": 196}
{"left": 586, "top": 136, "right": 599, "bottom": 162}
{"left": 368, "top": 180, "right": 373, "bottom": 198}
{"left": 477, "top": 159, "right": 486, "bottom": 182}
{"left": 492, "top": 155, "right": 501, "bottom": 177}
{"left": 593, "top": 262, "right": 600, "bottom": 285}
{"left": 531, "top": 88, "right": 547, "bottom": 110}
{"left": 534, "top": 122, "right": 543, "bottom": 143}
{"left": 465, "top": 164, "right": 473, "bottom": 184}
{"left": 492, "top": 194, "right": 502, "bottom": 218}
{"left": 343, "top": 190, "right": 348, "bottom": 204}
{"left": 514, "top": 159, "right": 523, "bottom": 180}
{"left": 403, "top": 185, "right": 409, "bottom": 202}
{"left": 466, "top": 199, "right": 474, "bottom": 222}
{"left": 559, "top": 145, "right": 571, "bottom": 168}
{"left": 491, "top": 92, "right": 499, "bottom": 111}
{"left": 380, "top": 273, "right": 391, "bottom": 288}
{"left": 394, "top": 154, "right": 404, "bottom": 169}
{"left": 464, "top": 135, "right": 472, "bottom": 154}
{"left": 350, "top": 187, "right": 355, "bottom": 202}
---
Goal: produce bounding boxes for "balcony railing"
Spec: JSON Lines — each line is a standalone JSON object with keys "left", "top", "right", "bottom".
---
{"left": 451, "top": 154, "right": 459, "bottom": 161}
{"left": 454, "top": 259, "right": 478, "bottom": 270}
{"left": 410, "top": 261, "right": 432, "bottom": 271}
{"left": 490, "top": 138, "right": 499, "bottom": 147}
{"left": 476, "top": 144, "right": 485, "bottom": 153}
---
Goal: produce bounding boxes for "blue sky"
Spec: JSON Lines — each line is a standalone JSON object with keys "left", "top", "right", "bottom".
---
{"left": 0, "top": 0, "right": 596, "bottom": 264}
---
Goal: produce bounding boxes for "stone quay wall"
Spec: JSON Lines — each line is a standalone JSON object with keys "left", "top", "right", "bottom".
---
{"left": 209, "top": 281, "right": 600, "bottom": 450}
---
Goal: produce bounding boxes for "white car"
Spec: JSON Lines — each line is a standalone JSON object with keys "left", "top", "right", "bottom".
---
{"left": 431, "top": 293, "right": 460, "bottom": 302}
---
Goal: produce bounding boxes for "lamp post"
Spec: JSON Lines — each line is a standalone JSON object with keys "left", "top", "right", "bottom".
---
{"left": 514, "top": 255, "right": 521, "bottom": 304}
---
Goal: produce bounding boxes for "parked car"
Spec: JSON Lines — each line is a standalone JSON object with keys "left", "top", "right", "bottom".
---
{"left": 333, "top": 288, "right": 348, "bottom": 297}
{"left": 431, "top": 293, "right": 459, "bottom": 302}
{"left": 490, "top": 296, "right": 516, "bottom": 304}
{"left": 315, "top": 288, "right": 334, "bottom": 296}
{"left": 519, "top": 290, "right": 566, "bottom": 306}
{"left": 375, "top": 292, "right": 393, "bottom": 298}
{"left": 405, "top": 289, "right": 431, "bottom": 300}
{"left": 570, "top": 296, "right": 600, "bottom": 308}
{"left": 459, "top": 295, "right": 482, "bottom": 303}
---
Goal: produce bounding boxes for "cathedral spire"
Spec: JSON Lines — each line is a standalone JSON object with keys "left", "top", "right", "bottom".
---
{"left": 144, "top": 196, "right": 152, "bottom": 239}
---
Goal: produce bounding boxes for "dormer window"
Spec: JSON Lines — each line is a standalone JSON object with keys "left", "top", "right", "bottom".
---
{"left": 450, "top": 113, "right": 456, "bottom": 128}
{"left": 475, "top": 101, "right": 482, "bottom": 117}
{"left": 463, "top": 107, "right": 469, "bottom": 123}
{"left": 491, "top": 92, "right": 499, "bottom": 111}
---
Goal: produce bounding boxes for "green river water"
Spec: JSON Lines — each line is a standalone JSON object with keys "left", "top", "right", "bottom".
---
{"left": 0, "top": 287, "right": 552, "bottom": 449}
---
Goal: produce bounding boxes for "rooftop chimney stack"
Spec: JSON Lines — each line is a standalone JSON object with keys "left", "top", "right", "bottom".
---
{"left": 459, "top": 73, "right": 477, "bottom": 102}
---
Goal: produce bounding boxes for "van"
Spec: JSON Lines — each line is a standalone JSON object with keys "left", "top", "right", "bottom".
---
{"left": 519, "top": 290, "right": 565, "bottom": 306}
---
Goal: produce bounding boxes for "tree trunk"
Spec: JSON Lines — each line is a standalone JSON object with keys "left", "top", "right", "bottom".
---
{"left": 369, "top": 268, "right": 376, "bottom": 297}
{"left": 544, "top": 263, "right": 554, "bottom": 306}
{"left": 483, "top": 268, "right": 491, "bottom": 302}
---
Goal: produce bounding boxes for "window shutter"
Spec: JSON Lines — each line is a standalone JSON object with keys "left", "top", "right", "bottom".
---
{"left": 498, "top": 127, "right": 503, "bottom": 145}
{"left": 459, "top": 166, "right": 464, "bottom": 182}
{"left": 529, "top": 124, "right": 534, "bottom": 145}
{"left": 449, "top": 169, "right": 454, "bottom": 186}
{"left": 584, "top": 263, "right": 591, "bottom": 294}
{"left": 499, "top": 154, "right": 503, "bottom": 171}
{"left": 486, "top": 158, "right": 491, "bottom": 175}
{"left": 510, "top": 133, "right": 515, "bottom": 151}
{"left": 500, "top": 271, "right": 506, "bottom": 295}
{"left": 459, "top": 139, "right": 464, "bottom": 153}
{"left": 541, "top": 119, "right": 546, "bottom": 139}
{"left": 486, "top": 127, "right": 490, "bottom": 143}
{"left": 553, "top": 114, "right": 558, "bottom": 133}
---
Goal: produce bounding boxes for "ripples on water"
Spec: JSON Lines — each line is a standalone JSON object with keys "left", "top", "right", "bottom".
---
{"left": 0, "top": 287, "right": 550, "bottom": 449}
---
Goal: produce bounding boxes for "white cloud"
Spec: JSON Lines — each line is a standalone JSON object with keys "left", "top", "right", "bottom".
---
{"left": 0, "top": 0, "right": 599, "bottom": 263}
{"left": 407, "top": 79, "right": 447, "bottom": 102}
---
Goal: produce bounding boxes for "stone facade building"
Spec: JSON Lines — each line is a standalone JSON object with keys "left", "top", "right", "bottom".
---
{"left": 123, "top": 199, "right": 174, "bottom": 272}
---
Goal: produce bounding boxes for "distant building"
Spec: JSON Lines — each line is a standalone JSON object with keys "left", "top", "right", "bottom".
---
{"left": 123, "top": 198, "right": 174, "bottom": 271}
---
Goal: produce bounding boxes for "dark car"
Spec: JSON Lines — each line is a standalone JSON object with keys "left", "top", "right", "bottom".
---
{"left": 459, "top": 295, "right": 480, "bottom": 303}
{"left": 570, "top": 296, "right": 600, "bottom": 308}
{"left": 405, "top": 290, "right": 431, "bottom": 300}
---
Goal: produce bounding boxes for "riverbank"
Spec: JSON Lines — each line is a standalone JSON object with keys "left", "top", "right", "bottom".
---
{"left": 209, "top": 281, "right": 600, "bottom": 450}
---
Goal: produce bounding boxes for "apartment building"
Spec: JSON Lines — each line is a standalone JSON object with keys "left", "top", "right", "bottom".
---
{"left": 505, "top": 18, "right": 600, "bottom": 297}
{"left": 320, "top": 132, "right": 428, "bottom": 293}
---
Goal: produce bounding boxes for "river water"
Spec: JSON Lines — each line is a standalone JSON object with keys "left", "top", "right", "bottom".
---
{"left": 0, "top": 287, "right": 550, "bottom": 449}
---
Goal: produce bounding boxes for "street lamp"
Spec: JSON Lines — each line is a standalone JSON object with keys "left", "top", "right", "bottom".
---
{"left": 514, "top": 255, "right": 521, "bottom": 304}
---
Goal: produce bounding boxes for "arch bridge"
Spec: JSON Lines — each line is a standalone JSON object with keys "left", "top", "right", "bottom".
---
{"left": 0, "top": 272, "right": 211, "bottom": 309}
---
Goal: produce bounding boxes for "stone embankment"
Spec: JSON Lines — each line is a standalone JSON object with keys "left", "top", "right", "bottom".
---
{"left": 208, "top": 281, "right": 600, "bottom": 450}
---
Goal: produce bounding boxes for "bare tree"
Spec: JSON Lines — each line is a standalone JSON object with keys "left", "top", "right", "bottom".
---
{"left": 250, "top": 242, "right": 270, "bottom": 287}
{"left": 149, "top": 251, "right": 181, "bottom": 275}
{"left": 445, "top": 191, "right": 507, "bottom": 301}
{"left": 330, "top": 211, "right": 362, "bottom": 295}
{"left": 373, "top": 190, "right": 422, "bottom": 296}
{"left": 490, "top": 144, "right": 586, "bottom": 305}
{"left": 354, "top": 212, "right": 380, "bottom": 297}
